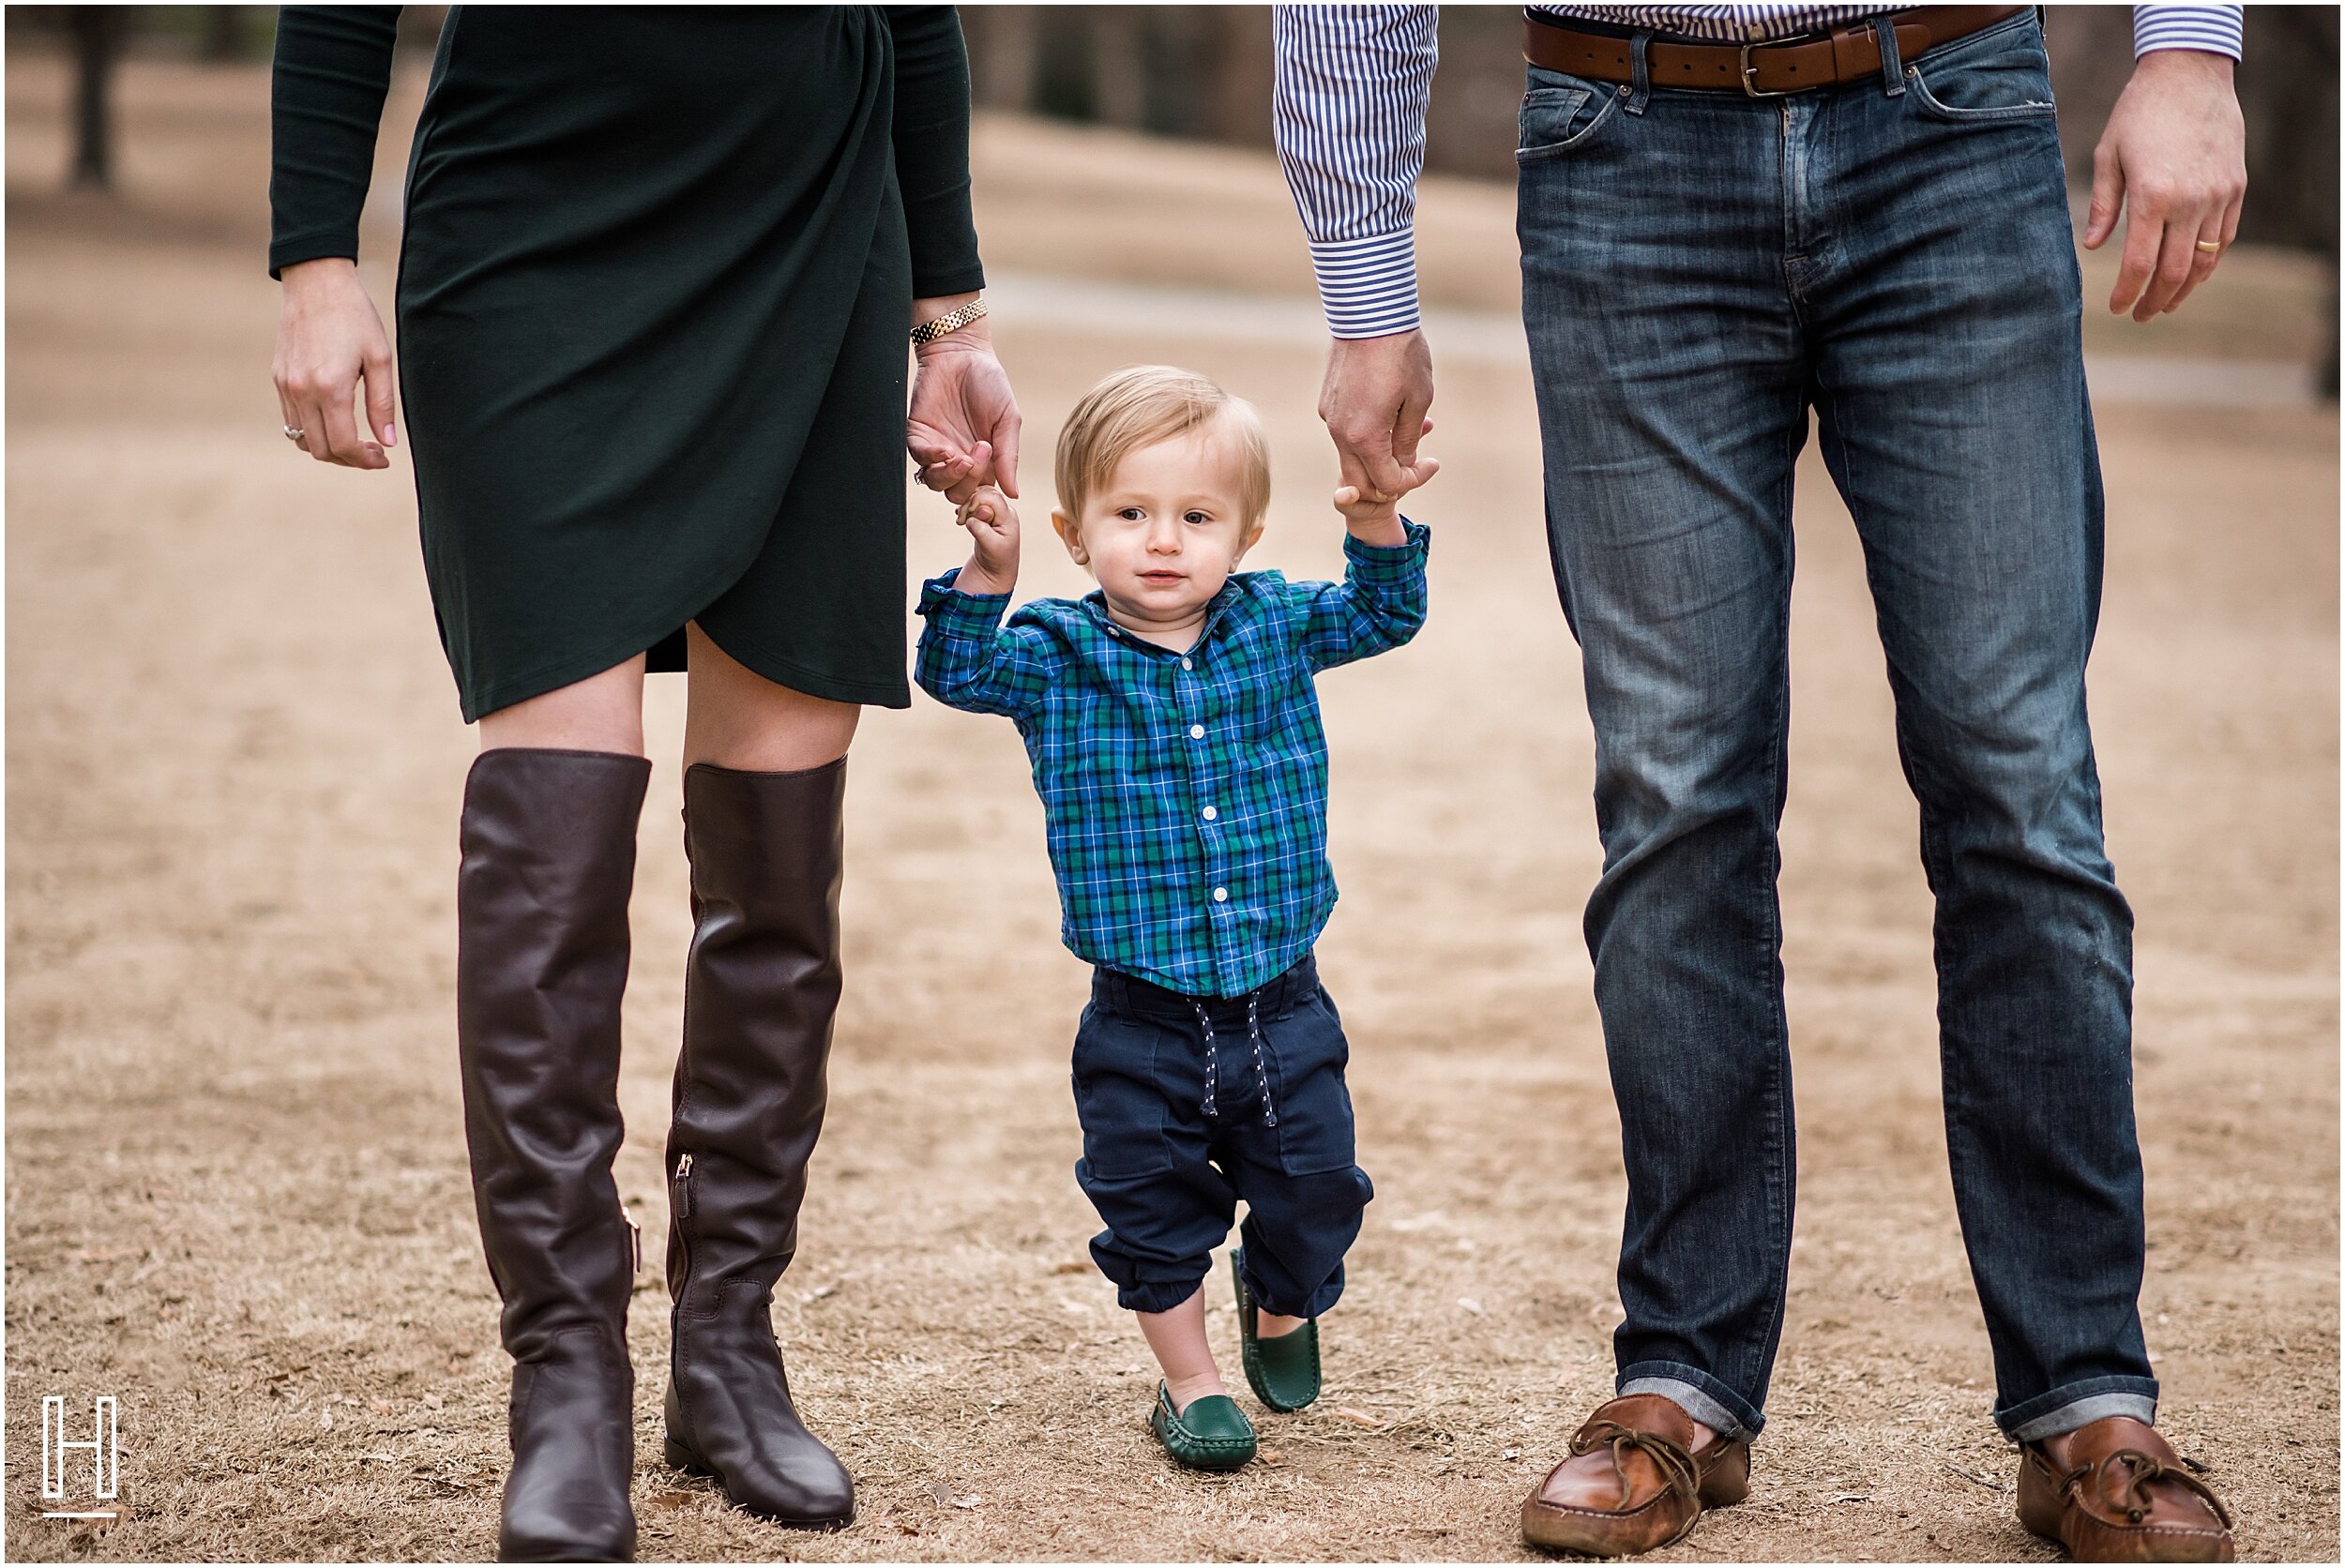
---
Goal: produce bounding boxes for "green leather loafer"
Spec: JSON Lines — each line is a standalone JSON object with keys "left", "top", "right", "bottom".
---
{"left": 1232, "top": 1248, "right": 1322, "bottom": 1412}
{"left": 1149, "top": 1384, "right": 1257, "bottom": 1471}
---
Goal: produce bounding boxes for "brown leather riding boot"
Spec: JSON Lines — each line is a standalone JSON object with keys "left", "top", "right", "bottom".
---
{"left": 661, "top": 760, "right": 855, "bottom": 1529}
{"left": 1520, "top": 1394, "right": 1752, "bottom": 1558}
{"left": 458, "top": 748, "right": 652, "bottom": 1563}
{"left": 2018, "top": 1416, "right": 2235, "bottom": 1562}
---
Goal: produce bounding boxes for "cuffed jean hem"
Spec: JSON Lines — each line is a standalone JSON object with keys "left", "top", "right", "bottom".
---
{"left": 1618, "top": 1362, "right": 1765, "bottom": 1440}
{"left": 1999, "top": 1378, "right": 2160, "bottom": 1442}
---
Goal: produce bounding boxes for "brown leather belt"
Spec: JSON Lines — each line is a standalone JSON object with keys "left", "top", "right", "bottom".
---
{"left": 1523, "top": 6, "right": 2029, "bottom": 97}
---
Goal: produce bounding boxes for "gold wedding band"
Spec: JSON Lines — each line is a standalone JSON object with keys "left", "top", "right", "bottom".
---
{"left": 2195, "top": 240, "right": 2222, "bottom": 254}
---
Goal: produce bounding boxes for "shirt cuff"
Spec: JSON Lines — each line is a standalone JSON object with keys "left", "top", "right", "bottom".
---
{"left": 1309, "top": 230, "right": 1422, "bottom": 339}
{"left": 916, "top": 567, "right": 1012, "bottom": 627}
{"left": 1343, "top": 517, "right": 1430, "bottom": 584}
{"left": 2132, "top": 6, "right": 2243, "bottom": 59}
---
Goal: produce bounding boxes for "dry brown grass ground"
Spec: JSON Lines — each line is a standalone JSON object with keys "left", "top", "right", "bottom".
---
{"left": 7, "top": 53, "right": 2337, "bottom": 1564}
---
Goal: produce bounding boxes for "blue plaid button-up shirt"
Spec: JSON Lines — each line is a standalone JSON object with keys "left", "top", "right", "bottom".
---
{"left": 915, "top": 521, "right": 1430, "bottom": 998}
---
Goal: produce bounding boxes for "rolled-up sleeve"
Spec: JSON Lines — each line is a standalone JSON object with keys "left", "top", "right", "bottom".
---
{"left": 2132, "top": 6, "right": 2243, "bottom": 58}
{"left": 1272, "top": 5, "right": 1436, "bottom": 340}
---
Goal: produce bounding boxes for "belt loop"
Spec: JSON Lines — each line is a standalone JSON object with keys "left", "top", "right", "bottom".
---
{"left": 1875, "top": 13, "right": 1906, "bottom": 96}
{"left": 1626, "top": 29, "right": 1652, "bottom": 114}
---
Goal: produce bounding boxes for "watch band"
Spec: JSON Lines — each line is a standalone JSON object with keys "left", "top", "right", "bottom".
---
{"left": 911, "top": 298, "right": 988, "bottom": 345}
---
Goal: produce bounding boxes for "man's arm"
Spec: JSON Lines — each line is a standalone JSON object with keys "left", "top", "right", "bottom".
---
{"left": 2087, "top": 6, "right": 2247, "bottom": 321}
{"left": 1272, "top": 5, "right": 1438, "bottom": 503}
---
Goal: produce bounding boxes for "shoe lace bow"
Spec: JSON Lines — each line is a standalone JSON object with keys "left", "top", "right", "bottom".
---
{"left": 2063, "top": 1449, "right": 2232, "bottom": 1530}
{"left": 1570, "top": 1418, "right": 1698, "bottom": 1508}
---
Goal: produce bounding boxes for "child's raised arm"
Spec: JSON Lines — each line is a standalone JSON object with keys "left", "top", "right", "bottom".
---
{"left": 915, "top": 488, "right": 1054, "bottom": 719}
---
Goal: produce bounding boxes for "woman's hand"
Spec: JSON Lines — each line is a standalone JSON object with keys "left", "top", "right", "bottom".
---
{"left": 950, "top": 484, "right": 1020, "bottom": 596}
{"left": 274, "top": 257, "right": 397, "bottom": 468}
{"left": 907, "top": 293, "right": 1020, "bottom": 505}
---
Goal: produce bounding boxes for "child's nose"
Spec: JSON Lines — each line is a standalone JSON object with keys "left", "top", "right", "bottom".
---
{"left": 1144, "top": 520, "right": 1182, "bottom": 552}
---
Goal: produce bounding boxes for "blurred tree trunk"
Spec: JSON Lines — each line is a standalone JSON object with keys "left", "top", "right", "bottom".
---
{"left": 1090, "top": 8, "right": 1148, "bottom": 130}
{"left": 201, "top": 6, "right": 242, "bottom": 61}
{"left": 69, "top": 6, "right": 125, "bottom": 190}
{"left": 965, "top": 5, "right": 1040, "bottom": 113}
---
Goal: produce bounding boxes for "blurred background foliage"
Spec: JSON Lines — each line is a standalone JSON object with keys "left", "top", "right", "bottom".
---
{"left": 10, "top": 3, "right": 2336, "bottom": 381}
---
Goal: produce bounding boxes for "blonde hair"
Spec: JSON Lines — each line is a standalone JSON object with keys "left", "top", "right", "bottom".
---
{"left": 1054, "top": 365, "right": 1271, "bottom": 527}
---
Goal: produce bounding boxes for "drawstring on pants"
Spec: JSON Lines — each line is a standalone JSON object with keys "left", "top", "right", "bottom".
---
{"left": 1191, "top": 994, "right": 1277, "bottom": 1127}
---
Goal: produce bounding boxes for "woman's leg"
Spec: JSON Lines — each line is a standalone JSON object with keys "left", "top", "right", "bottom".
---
{"left": 457, "top": 655, "right": 652, "bottom": 1561}
{"left": 658, "top": 625, "right": 859, "bottom": 1527}
{"left": 678, "top": 625, "right": 855, "bottom": 769}
{"left": 477, "top": 654, "right": 648, "bottom": 755}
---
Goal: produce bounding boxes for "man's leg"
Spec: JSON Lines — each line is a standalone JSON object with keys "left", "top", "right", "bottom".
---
{"left": 1800, "top": 13, "right": 2156, "bottom": 1441}
{"left": 1517, "top": 66, "right": 1813, "bottom": 1441}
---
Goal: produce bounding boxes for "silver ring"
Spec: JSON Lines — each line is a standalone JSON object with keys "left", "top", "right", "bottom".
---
{"left": 282, "top": 424, "right": 306, "bottom": 444}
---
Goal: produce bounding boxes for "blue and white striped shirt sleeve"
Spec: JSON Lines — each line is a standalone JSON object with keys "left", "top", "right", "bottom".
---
{"left": 2132, "top": 6, "right": 2243, "bottom": 60}
{"left": 1272, "top": 4, "right": 1436, "bottom": 340}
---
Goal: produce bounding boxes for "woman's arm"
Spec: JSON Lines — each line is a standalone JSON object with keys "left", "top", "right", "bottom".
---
{"left": 269, "top": 7, "right": 401, "bottom": 468}
{"left": 887, "top": 8, "right": 1021, "bottom": 502}
{"left": 269, "top": 7, "right": 401, "bottom": 279}
{"left": 883, "top": 6, "right": 984, "bottom": 298}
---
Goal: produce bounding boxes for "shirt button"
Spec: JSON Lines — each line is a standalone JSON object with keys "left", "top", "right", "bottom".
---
{"left": 1181, "top": 657, "right": 1193, "bottom": 671}
{"left": 1189, "top": 724, "right": 1204, "bottom": 739}
{"left": 1213, "top": 887, "right": 1229, "bottom": 903}
{"left": 1202, "top": 806, "right": 1218, "bottom": 822}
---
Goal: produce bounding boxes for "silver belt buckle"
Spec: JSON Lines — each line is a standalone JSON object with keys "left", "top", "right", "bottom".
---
{"left": 1738, "top": 38, "right": 1798, "bottom": 98}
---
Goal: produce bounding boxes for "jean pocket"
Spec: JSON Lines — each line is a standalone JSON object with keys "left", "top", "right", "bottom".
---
{"left": 1268, "top": 989, "right": 1359, "bottom": 1176}
{"left": 1071, "top": 1007, "right": 1175, "bottom": 1180}
{"left": 1904, "top": 37, "right": 2057, "bottom": 124}
{"left": 1518, "top": 70, "right": 1627, "bottom": 163}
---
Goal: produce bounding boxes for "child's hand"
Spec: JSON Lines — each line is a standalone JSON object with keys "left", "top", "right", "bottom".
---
{"left": 952, "top": 484, "right": 1020, "bottom": 594}
{"left": 1333, "top": 419, "right": 1438, "bottom": 544}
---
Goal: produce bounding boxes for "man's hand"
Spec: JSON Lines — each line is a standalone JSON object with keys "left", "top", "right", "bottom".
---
{"left": 1319, "top": 329, "right": 1434, "bottom": 503}
{"left": 2084, "top": 50, "right": 2247, "bottom": 322}
{"left": 908, "top": 294, "right": 1022, "bottom": 505}
{"left": 950, "top": 485, "right": 1020, "bottom": 596}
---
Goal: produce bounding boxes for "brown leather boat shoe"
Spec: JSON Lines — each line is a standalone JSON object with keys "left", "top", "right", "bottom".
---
{"left": 1520, "top": 1393, "right": 1752, "bottom": 1558}
{"left": 2018, "top": 1416, "right": 2234, "bottom": 1562}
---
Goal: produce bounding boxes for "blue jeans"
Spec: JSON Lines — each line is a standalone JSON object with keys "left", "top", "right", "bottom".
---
{"left": 1073, "top": 956, "right": 1373, "bottom": 1318}
{"left": 1516, "top": 10, "right": 2152, "bottom": 1444}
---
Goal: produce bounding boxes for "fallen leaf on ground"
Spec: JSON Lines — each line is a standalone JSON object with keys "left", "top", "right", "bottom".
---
{"left": 1051, "top": 1260, "right": 1089, "bottom": 1274}
{"left": 928, "top": 1482, "right": 956, "bottom": 1506}
{"left": 422, "top": 1394, "right": 444, "bottom": 1410}
{"left": 802, "top": 1284, "right": 837, "bottom": 1302}
{"left": 1457, "top": 1296, "right": 1484, "bottom": 1315}
{"left": 643, "top": 1491, "right": 696, "bottom": 1511}
{"left": 1332, "top": 1406, "right": 1384, "bottom": 1429}
{"left": 1259, "top": 1448, "right": 1287, "bottom": 1466}
{"left": 952, "top": 1495, "right": 984, "bottom": 1510}
{"left": 1504, "top": 1447, "right": 1521, "bottom": 1460}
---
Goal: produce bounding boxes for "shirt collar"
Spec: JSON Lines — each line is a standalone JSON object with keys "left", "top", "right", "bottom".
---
{"left": 1078, "top": 576, "right": 1246, "bottom": 658}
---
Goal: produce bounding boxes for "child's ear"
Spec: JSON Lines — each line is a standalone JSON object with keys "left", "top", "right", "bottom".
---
{"left": 1234, "top": 517, "right": 1266, "bottom": 564}
{"left": 1051, "top": 508, "right": 1089, "bottom": 566}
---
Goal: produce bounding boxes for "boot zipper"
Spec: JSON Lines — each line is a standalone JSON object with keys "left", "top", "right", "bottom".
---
{"left": 673, "top": 1152, "right": 694, "bottom": 1218}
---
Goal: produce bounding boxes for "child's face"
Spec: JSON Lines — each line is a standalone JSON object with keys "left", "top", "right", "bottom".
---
{"left": 1051, "top": 417, "right": 1264, "bottom": 630}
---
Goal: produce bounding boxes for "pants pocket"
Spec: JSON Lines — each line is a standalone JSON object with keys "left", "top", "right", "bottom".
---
{"left": 1269, "top": 988, "right": 1360, "bottom": 1176}
{"left": 1070, "top": 1004, "right": 1176, "bottom": 1179}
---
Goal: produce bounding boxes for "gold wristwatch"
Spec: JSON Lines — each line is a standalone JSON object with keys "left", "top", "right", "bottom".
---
{"left": 910, "top": 297, "right": 987, "bottom": 345}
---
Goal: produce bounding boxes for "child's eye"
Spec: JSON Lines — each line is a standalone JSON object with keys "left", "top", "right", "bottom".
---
{"left": 1116, "top": 506, "right": 1145, "bottom": 521}
{"left": 1184, "top": 511, "right": 1212, "bottom": 525}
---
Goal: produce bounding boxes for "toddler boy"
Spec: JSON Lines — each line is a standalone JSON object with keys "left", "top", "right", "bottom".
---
{"left": 915, "top": 365, "right": 1435, "bottom": 1469}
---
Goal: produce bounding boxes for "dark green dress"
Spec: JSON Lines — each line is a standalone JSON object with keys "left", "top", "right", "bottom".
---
{"left": 269, "top": 7, "right": 984, "bottom": 720}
